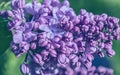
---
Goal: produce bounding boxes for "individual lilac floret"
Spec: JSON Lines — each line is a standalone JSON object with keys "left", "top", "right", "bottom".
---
{"left": 0, "top": 0, "right": 120, "bottom": 75}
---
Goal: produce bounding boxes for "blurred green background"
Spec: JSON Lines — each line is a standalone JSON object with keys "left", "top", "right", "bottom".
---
{"left": 0, "top": 0, "right": 120, "bottom": 75}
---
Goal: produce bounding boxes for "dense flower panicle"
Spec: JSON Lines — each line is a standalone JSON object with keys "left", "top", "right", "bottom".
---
{"left": 0, "top": 0, "right": 120, "bottom": 75}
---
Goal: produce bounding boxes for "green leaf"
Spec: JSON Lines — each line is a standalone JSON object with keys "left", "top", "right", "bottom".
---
{"left": 0, "top": 17, "right": 12, "bottom": 55}
{"left": 109, "top": 40, "right": 120, "bottom": 75}
{"left": 0, "top": 1, "right": 11, "bottom": 10}
{"left": 0, "top": 48, "right": 25, "bottom": 75}
{"left": 0, "top": 1, "right": 12, "bottom": 55}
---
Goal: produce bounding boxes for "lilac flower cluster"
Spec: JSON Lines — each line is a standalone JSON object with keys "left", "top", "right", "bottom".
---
{"left": 20, "top": 63, "right": 113, "bottom": 75}
{"left": 1, "top": 0, "right": 120, "bottom": 75}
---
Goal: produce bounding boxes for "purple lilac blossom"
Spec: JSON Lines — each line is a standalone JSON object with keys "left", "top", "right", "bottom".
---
{"left": 0, "top": 0, "right": 120, "bottom": 75}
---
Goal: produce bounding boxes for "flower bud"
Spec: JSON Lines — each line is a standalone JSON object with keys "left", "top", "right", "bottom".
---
{"left": 33, "top": 54, "right": 44, "bottom": 66}
{"left": 49, "top": 49, "right": 57, "bottom": 57}
{"left": 80, "top": 9, "right": 87, "bottom": 15}
{"left": 31, "top": 42, "right": 37, "bottom": 50}
{"left": 69, "top": 54, "right": 78, "bottom": 63}
{"left": 20, "top": 63, "right": 29, "bottom": 74}
{"left": 58, "top": 54, "right": 69, "bottom": 64}
{"left": 62, "top": 0, "right": 70, "bottom": 7}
